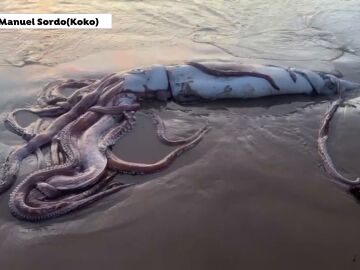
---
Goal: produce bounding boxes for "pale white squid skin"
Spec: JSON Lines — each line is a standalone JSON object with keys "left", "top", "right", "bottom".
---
{"left": 123, "top": 64, "right": 169, "bottom": 93}
{"left": 120, "top": 62, "right": 360, "bottom": 101}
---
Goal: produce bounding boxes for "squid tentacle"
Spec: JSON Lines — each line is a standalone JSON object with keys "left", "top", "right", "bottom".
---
{"left": 37, "top": 79, "right": 96, "bottom": 107}
{"left": 31, "top": 97, "right": 138, "bottom": 199}
{"left": 0, "top": 73, "right": 119, "bottom": 193}
{"left": 99, "top": 111, "right": 136, "bottom": 150}
{"left": 35, "top": 114, "right": 121, "bottom": 196}
{"left": 32, "top": 119, "right": 47, "bottom": 170}
{"left": 107, "top": 125, "right": 210, "bottom": 174}
{"left": 146, "top": 110, "right": 209, "bottom": 146}
{"left": 33, "top": 112, "right": 111, "bottom": 197}
{"left": 318, "top": 98, "right": 360, "bottom": 187}
{"left": 50, "top": 138, "right": 61, "bottom": 166}
{"left": 89, "top": 104, "right": 140, "bottom": 115}
{"left": 10, "top": 169, "right": 133, "bottom": 221}
{"left": 4, "top": 106, "right": 69, "bottom": 140}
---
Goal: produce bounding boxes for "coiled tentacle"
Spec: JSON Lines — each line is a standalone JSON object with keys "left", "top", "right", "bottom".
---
{"left": 0, "top": 74, "right": 120, "bottom": 194}
{"left": 146, "top": 110, "right": 209, "bottom": 146}
{"left": 9, "top": 170, "right": 132, "bottom": 221}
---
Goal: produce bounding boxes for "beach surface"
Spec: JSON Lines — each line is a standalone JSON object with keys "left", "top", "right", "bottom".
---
{"left": 0, "top": 1, "right": 360, "bottom": 269}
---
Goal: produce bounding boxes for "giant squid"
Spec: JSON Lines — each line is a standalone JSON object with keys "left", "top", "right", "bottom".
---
{"left": 1, "top": 61, "right": 360, "bottom": 221}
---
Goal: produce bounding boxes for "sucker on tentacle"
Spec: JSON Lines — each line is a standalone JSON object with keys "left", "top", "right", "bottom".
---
{"left": 50, "top": 138, "right": 61, "bottom": 166}
{"left": 36, "top": 116, "right": 113, "bottom": 197}
{"left": 37, "top": 78, "right": 96, "bottom": 107}
{"left": 2, "top": 61, "right": 360, "bottom": 221}
{"left": 31, "top": 119, "right": 47, "bottom": 170}
{"left": 10, "top": 170, "right": 133, "bottom": 221}
{"left": 99, "top": 111, "right": 136, "bottom": 151}
{"left": 8, "top": 84, "right": 140, "bottom": 218}
{"left": 0, "top": 73, "right": 120, "bottom": 193}
{"left": 4, "top": 106, "right": 69, "bottom": 140}
{"left": 317, "top": 81, "right": 360, "bottom": 188}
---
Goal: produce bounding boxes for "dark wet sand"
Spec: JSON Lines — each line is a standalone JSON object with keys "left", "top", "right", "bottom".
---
{"left": 0, "top": 50, "right": 360, "bottom": 270}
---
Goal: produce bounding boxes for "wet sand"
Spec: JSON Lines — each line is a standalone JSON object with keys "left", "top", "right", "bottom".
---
{"left": 0, "top": 44, "right": 360, "bottom": 270}
{"left": 0, "top": 1, "right": 360, "bottom": 267}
